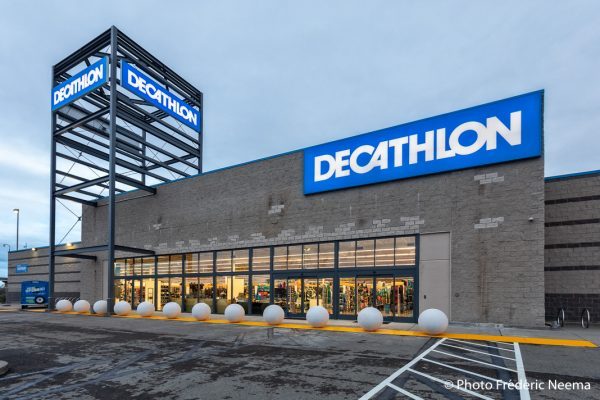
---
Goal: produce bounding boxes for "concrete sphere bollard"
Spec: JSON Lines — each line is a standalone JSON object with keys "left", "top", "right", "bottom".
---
{"left": 357, "top": 307, "right": 383, "bottom": 331}
{"left": 306, "top": 306, "right": 329, "bottom": 328}
{"left": 162, "top": 302, "right": 181, "bottom": 319}
{"left": 137, "top": 301, "right": 155, "bottom": 317}
{"left": 73, "top": 300, "right": 91, "bottom": 313}
{"left": 55, "top": 299, "right": 72, "bottom": 312}
{"left": 263, "top": 304, "right": 285, "bottom": 325}
{"left": 93, "top": 300, "right": 107, "bottom": 314}
{"left": 114, "top": 301, "right": 132, "bottom": 316}
{"left": 418, "top": 308, "right": 449, "bottom": 335}
{"left": 224, "top": 303, "right": 245, "bottom": 322}
{"left": 191, "top": 303, "right": 211, "bottom": 321}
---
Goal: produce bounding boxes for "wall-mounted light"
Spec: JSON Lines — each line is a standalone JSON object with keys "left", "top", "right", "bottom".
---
{"left": 32, "top": 247, "right": 37, "bottom": 251}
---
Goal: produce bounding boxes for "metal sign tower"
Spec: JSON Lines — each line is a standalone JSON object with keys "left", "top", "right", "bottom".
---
{"left": 49, "top": 26, "right": 203, "bottom": 313}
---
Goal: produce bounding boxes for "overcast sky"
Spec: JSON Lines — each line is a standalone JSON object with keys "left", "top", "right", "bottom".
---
{"left": 1, "top": 0, "right": 599, "bottom": 276}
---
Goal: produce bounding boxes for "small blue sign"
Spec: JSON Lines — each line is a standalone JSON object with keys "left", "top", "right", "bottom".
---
{"left": 121, "top": 61, "right": 201, "bottom": 132}
{"left": 16, "top": 264, "right": 29, "bottom": 273}
{"left": 304, "top": 91, "right": 543, "bottom": 194}
{"left": 21, "top": 281, "right": 49, "bottom": 306}
{"left": 51, "top": 57, "right": 108, "bottom": 111}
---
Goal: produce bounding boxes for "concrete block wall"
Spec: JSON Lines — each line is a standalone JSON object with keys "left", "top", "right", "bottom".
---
{"left": 81, "top": 151, "right": 545, "bottom": 326}
{"left": 544, "top": 171, "right": 600, "bottom": 322}
{"left": 6, "top": 244, "right": 82, "bottom": 303}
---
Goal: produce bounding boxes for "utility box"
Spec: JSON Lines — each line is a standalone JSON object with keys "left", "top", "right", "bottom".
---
{"left": 21, "top": 281, "right": 49, "bottom": 309}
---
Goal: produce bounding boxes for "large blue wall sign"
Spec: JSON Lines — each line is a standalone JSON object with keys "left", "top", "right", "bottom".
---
{"left": 121, "top": 61, "right": 201, "bottom": 132}
{"left": 51, "top": 57, "right": 108, "bottom": 111}
{"left": 303, "top": 91, "right": 543, "bottom": 195}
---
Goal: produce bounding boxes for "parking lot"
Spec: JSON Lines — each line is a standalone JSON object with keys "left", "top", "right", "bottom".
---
{"left": 0, "top": 311, "right": 598, "bottom": 399}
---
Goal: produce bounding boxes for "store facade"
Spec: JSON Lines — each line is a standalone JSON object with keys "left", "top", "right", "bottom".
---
{"left": 114, "top": 235, "right": 417, "bottom": 321}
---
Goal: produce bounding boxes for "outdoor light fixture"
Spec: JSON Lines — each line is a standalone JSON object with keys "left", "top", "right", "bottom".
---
{"left": 66, "top": 242, "right": 73, "bottom": 246}
{"left": 32, "top": 247, "right": 37, "bottom": 251}
{"left": 12, "top": 208, "right": 19, "bottom": 250}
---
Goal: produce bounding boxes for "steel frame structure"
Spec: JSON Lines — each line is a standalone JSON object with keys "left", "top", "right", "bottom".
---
{"left": 49, "top": 26, "right": 203, "bottom": 313}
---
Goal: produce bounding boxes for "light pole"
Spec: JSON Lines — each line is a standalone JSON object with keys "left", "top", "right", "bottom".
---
{"left": 13, "top": 209, "right": 19, "bottom": 250}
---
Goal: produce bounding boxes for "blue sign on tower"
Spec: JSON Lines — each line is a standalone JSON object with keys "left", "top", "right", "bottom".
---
{"left": 303, "top": 91, "right": 543, "bottom": 195}
{"left": 51, "top": 57, "right": 108, "bottom": 111}
{"left": 121, "top": 61, "right": 201, "bottom": 132}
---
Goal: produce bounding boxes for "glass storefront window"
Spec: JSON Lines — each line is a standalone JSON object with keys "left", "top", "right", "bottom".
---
{"left": 185, "top": 276, "right": 199, "bottom": 310}
{"left": 318, "top": 243, "right": 334, "bottom": 269}
{"left": 273, "top": 279, "right": 287, "bottom": 312}
{"left": 142, "top": 257, "right": 155, "bottom": 276}
{"left": 303, "top": 278, "right": 318, "bottom": 311}
{"left": 252, "top": 275, "right": 270, "bottom": 314}
{"left": 199, "top": 252, "right": 213, "bottom": 273}
{"left": 338, "top": 241, "right": 355, "bottom": 268}
{"left": 124, "top": 258, "right": 133, "bottom": 276}
{"left": 216, "top": 251, "right": 231, "bottom": 272}
{"left": 233, "top": 249, "right": 249, "bottom": 272}
{"left": 287, "top": 245, "right": 302, "bottom": 270}
{"left": 395, "top": 236, "right": 416, "bottom": 266}
{"left": 170, "top": 255, "right": 183, "bottom": 275}
{"left": 114, "top": 279, "right": 126, "bottom": 301}
{"left": 157, "top": 256, "right": 169, "bottom": 275}
{"left": 339, "top": 277, "right": 355, "bottom": 315}
{"left": 395, "top": 277, "right": 414, "bottom": 318}
{"left": 287, "top": 278, "right": 302, "bottom": 313}
{"left": 318, "top": 277, "right": 334, "bottom": 314}
{"left": 303, "top": 244, "right": 318, "bottom": 269}
{"left": 375, "top": 277, "right": 394, "bottom": 317}
{"left": 273, "top": 246, "right": 287, "bottom": 270}
{"left": 114, "top": 260, "right": 125, "bottom": 276}
{"left": 169, "top": 277, "right": 182, "bottom": 306}
{"left": 143, "top": 278, "right": 155, "bottom": 305}
{"left": 157, "top": 278, "right": 169, "bottom": 310}
{"left": 357, "top": 276, "right": 373, "bottom": 311}
{"left": 375, "top": 238, "right": 395, "bottom": 267}
{"left": 199, "top": 277, "right": 213, "bottom": 311}
{"left": 356, "top": 240, "right": 375, "bottom": 267}
{"left": 232, "top": 275, "right": 249, "bottom": 313}
{"left": 216, "top": 276, "right": 230, "bottom": 313}
{"left": 252, "top": 248, "right": 270, "bottom": 271}
{"left": 185, "top": 253, "right": 198, "bottom": 274}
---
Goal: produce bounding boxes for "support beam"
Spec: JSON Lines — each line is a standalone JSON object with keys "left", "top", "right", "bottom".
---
{"left": 115, "top": 174, "right": 156, "bottom": 194}
{"left": 114, "top": 245, "right": 155, "bottom": 255}
{"left": 56, "top": 194, "right": 98, "bottom": 207}
{"left": 54, "top": 176, "right": 109, "bottom": 196}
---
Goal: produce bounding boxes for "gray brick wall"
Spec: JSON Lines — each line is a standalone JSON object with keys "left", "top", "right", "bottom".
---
{"left": 80, "top": 151, "right": 545, "bottom": 326}
{"left": 6, "top": 244, "right": 82, "bottom": 303}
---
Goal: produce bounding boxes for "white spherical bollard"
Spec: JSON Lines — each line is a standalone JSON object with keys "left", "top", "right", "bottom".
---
{"left": 114, "top": 301, "right": 132, "bottom": 316}
{"left": 357, "top": 307, "right": 384, "bottom": 331}
{"left": 55, "top": 299, "right": 72, "bottom": 312}
{"left": 162, "top": 302, "right": 181, "bottom": 319}
{"left": 418, "top": 308, "right": 449, "bottom": 335}
{"left": 306, "top": 305, "right": 329, "bottom": 328}
{"left": 137, "top": 301, "right": 155, "bottom": 317}
{"left": 73, "top": 300, "right": 91, "bottom": 313}
{"left": 224, "top": 303, "right": 245, "bottom": 322}
{"left": 263, "top": 304, "right": 285, "bottom": 325}
{"left": 93, "top": 300, "right": 107, "bottom": 314}
{"left": 191, "top": 303, "right": 211, "bottom": 321}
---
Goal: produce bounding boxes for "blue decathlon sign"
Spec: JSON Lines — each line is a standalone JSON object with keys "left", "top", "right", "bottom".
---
{"left": 16, "top": 264, "right": 29, "bottom": 273}
{"left": 121, "top": 61, "right": 201, "bottom": 132}
{"left": 303, "top": 91, "right": 543, "bottom": 195}
{"left": 51, "top": 57, "right": 108, "bottom": 111}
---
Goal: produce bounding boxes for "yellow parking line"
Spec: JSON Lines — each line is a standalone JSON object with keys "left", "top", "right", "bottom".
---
{"left": 49, "top": 311, "right": 597, "bottom": 348}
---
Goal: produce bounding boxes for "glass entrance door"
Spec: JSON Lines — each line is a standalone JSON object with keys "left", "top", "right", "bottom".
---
{"left": 282, "top": 276, "right": 325, "bottom": 317}
{"left": 287, "top": 278, "right": 302, "bottom": 315}
{"left": 375, "top": 276, "right": 395, "bottom": 320}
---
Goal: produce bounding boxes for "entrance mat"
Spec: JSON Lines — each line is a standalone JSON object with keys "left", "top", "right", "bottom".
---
{"left": 50, "top": 311, "right": 596, "bottom": 348}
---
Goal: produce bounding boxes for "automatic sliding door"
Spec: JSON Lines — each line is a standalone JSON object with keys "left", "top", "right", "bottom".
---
{"left": 287, "top": 278, "right": 302, "bottom": 315}
{"left": 375, "top": 277, "right": 394, "bottom": 318}
{"left": 339, "top": 277, "right": 356, "bottom": 317}
{"left": 356, "top": 276, "right": 373, "bottom": 312}
{"left": 303, "top": 278, "right": 318, "bottom": 313}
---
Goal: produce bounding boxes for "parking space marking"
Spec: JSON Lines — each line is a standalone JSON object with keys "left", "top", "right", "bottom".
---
{"left": 514, "top": 343, "right": 531, "bottom": 400}
{"left": 359, "top": 338, "right": 448, "bottom": 400}
{"left": 361, "top": 338, "right": 532, "bottom": 399}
